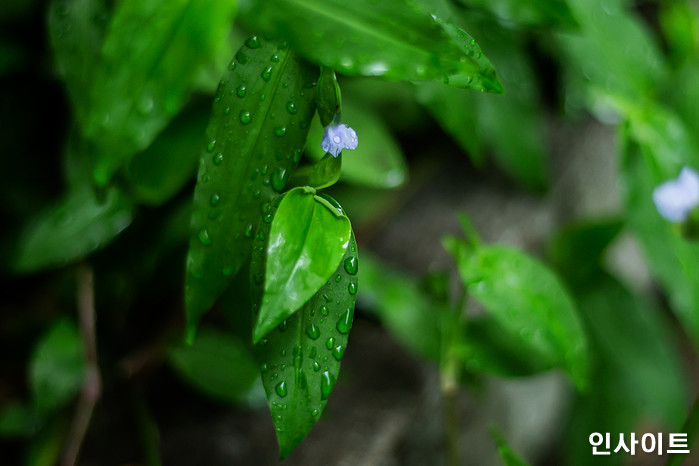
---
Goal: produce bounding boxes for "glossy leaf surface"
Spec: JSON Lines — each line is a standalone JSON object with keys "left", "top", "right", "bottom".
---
{"left": 30, "top": 320, "right": 86, "bottom": 414}
{"left": 307, "top": 102, "right": 408, "bottom": 188}
{"left": 13, "top": 187, "right": 133, "bottom": 273}
{"left": 238, "top": 0, "right": 502, "bottom": 91}
{"left": 445, "top": 239, "right": 589, "bottom": 389}
{"left": 290, "top": 153, "right": 343, "bottom": 190}
{"left": 252, "top": 218, "right": 358, "bottom": 459}
{"left": 254, "top": 187, "right": 351, "bottom": 342}
{"left": 168, "top": 327, "right": 263, "bottom": 406}
{"left": 85, "top": 0, "right": 237, "bottom": 185}
{"left": 185, "top": 39, "right": 317, "bottom": 340}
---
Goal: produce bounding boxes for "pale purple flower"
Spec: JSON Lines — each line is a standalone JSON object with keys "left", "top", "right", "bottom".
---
{"left": 652, "top": 167, "right": 699, "bottom": 222}
{"left": 321, "top": 124, "right": 358, "bottom": 157}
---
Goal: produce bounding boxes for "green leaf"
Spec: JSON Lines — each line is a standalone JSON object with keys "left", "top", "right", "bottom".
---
{"left": 306, "top": 101, "right": 409, "bottom": 188}
{"left": 30, "top": 320, "right": 86, "bottom": 414}
{"left": 490, "top": 427, "right": 530, "bottom": 466}
{"left": 445, "top": 238, "right": 589, "bottom": 389}
{"left": 0, "top": 402, "right": 41, "bottom": 438}
{"left": 238, "top": 0, "right": 502, "bottom": 92}
{"left": 185, "top": 38, "right": 318, "bottom": 341}
{"left": 253, "top": 187, "right": 352, "bottom": 342}
{"left": 85, "top": 0, "right": 237, "bottom": 186}
{"left": 359, "top": 253, "right": 443, "bottom": 361}
{"left": 168, "top": 327, "right": 263, "bottom": 406}
{"left": 290, "top": 153, "right": 343, "bottom": 190}
{"left": 48, "top": 0, "right": 108, "bottom": 125}
{"left": 317, "top": 66, "right": 341, "bottom": 126}
{"left": 126, "top": 103, "right": 210, "bottom": 206}
{"left": 457, "top": 0, "right": 577, "bottom": 29}
{"left": 12, "top": 186, "right": 133, "bottom": 273}
{"left": 252, "top": 219, "right": 359, "bottom": 459}
{"left": 619, "top": 111, "right": 699, "bottom": 347}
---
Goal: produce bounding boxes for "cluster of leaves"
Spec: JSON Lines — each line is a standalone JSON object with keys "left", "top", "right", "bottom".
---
{"left": 1, "top": 0, "right": 699, "bottom": 463}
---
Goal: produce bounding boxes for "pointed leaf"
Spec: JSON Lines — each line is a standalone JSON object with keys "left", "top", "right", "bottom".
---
{"left": 491, "top": 427, "right": 531, "bottom": 466}
{"left": 238, "top": 0, "right": 502, "bottom": 91}
{"left": 445, "top": 239, "right": 589, "bottom": 389}
{"left": 252, "top": 215, "right": 358, "bottom": 458}
{"left": 290, "top": 153, "right": 343, "bottom": 190}
{"left": 12, "top": 187, "right": 133, "bottom": 273}
{"left": 185, "top": 39, "right": 318, "bottom": 340}
{"left": 253, "top": 187, "right": 351, "bottom": 342}
{"left": 85, "top": 0, "right": 238, "bottom": 185}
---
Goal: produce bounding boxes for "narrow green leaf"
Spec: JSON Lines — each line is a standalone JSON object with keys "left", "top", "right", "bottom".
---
{"left": 253, "top": 187, "right": 351, "bottom": 342}
{"left": 490, "top": 427, "right": 530, "bottom": 466}
{"left": 85, "top": 0, "right": 238, "bottom": 185}
{"left": 48, "top": 0, "right": 108, "bottom": 125}
{"left": 126, "top": 103, "right": 210, "bottom": 206}
{"left": 290, "top": 153, "right": 343, "bottom": 190}
{"left": 457, "top": 0, "right": 577, "bottom": 29}
{"left": 306, "top": 101, "right": 408, "bottom": 188}
{"left": 446, "top": 239, "right": 589, "bottom": 389}
{"left": 252, "top": 218, "right": 359, "bottom": 459}
{"left": 168, "top": 327, "right": 263, "bottom": 406}
{"left": 12, "top": 187, "right": 133, "bottom": 273}
{"left": 0, "top": 402, "right": 41, "bottom": 438}
{"left": 317, "top": 66, "right": 341, "bottom": 126}
{"left": 238, "top": 0, "right": 502, "bottom": 91}
{"left": 30, "top": 320, "right": 86, "bottom": 414}
{"left": 185, "top": 39, "right": 318, "bottom": 341}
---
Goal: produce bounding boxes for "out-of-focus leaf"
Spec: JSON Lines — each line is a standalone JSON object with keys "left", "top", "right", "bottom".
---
{"left": 252, "top": 216, "right": 358, "bottom": 459}
{"left": 12, "top": 187, "right": 133, "bottom": 273}
{"left": 0, "top": 40, "right": 26, "bottom": 76}
{"left": 30, "top": 320, "right": 86, "bottom": 414}
{"left": 253, "top": 187, "right": 351, "bottom": 342}
{"left": 619, "top": 109, "right": 699, "bottom": 346}
{"left": 445, "top": 238, "right": 589, "bottom": 389}
{"left": 126, "top": 103, "right": 209, "bottom": 206}
{"left": 457, "top": 0, "right": 576, "bottom": 29}
{"left": 307, "top": 102, "right": 409, "bottom": 188}
{"left": 185, "top": 38, "right": 317, "bottom": 342}
{"left": 558, "top": 0, "right": 665, "bottom": 110}
{"left": 549, "top": 218, "right": 624, "bottom": 290}
{"left": 491, "top": 427, "right": 530, "bottom": 466}
{"left": 290, "top": 153, "right": 342, "bottom": 190}
{"left": 659, "top": 2, "right": 699, "bottom": 67}
{"left": 24, "top": 416, "right": 69, "bottom": 466}
{"left": 168, "top": 327, "right": 262, "bottom": 406}
{"left": 670, "top": 62, "right": 699, "bottom": 150}
{"left": 359, "top": 253, "right": 443, "bottom": 361}
{"left": 567, "top": 274, "right": 688, "bottom": 465}
{"left": 317, "top": 66, "right": 341, "bottom": 126}
{"left": 48, "top": 0, "right": 108, "bottom": 124}
{"left": 0, "top": 402, "right": 40, "bottom": 438}
{"left": 85, "top": 0, "right": 237, "bottom": 185}
{"left": 238, "top": 0, "right": 502, "bottom": 92}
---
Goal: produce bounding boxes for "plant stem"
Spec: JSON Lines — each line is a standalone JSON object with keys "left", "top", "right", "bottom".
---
{"left": 62, "top": 264, "right": 101, "bottom": 466}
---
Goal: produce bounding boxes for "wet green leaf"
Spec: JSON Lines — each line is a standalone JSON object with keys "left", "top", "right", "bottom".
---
{"left": 317, "top": 66, "right": 341, "bottom": 126}
{"left": 252, "top": 217, "right": 358, "bottom": 459}
{"left": 30, "top": 320, "right": 86, "bottom": 414}
{"left": 12, "top": 186, "right": 133, "bottom": 273}
{"left": 185, "top": 39, "right": 317, "bottom": 341}
{"left": 290, "top": 153, "right": 343, "bottom": 190}
{"left": 168, "top": 327, "right": 263, "bottom": 406}
{"left": 253, "top": 187, "right": 351, "bottom": 342}
{"left": 85, "top": 0, "right": 237, "bottom": 185}
{"left": 307, "top": 102, "right": 408, "bottom": 188}
{"left": 238, "top": 0, "right": 502, "bottom": 92}
{"left": 126, "top": 103, "right": 210, "bottom": 206}
{"left": 445, "top": 238, "right": 589, "bottom": 389}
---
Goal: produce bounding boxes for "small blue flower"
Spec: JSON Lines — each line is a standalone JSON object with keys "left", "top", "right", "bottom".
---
{"left": 321, "top": 124, "right": 358, "bottom": 157}
{"left": 652, "top": 167, "right": 699, "bottom": 222}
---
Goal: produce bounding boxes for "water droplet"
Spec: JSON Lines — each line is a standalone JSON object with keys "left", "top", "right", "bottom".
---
{"left": 313, "top": 362, "right": 320, "bottom": 372}
{"left": 240, "top": 111, "right": 252, "bottom": 124}
{"left": 212, "top": 152, "right": 224, "bottom": 165}
{"left": 320, "top": 371, "right": 335, "bottom": 400}
{"left": 245, "top": 35, "right": 261, "bottom": 49}
{"left": 344, "top": 257, "right": 358, "bottom": 275}
{"left": 260, "top": 362, "right": 268, "bottom": 372}
{"left": 223, "top": 106, "right": 231, "bottom": 115}
{"left": 271, "top": 54, "right": 280, "bottom": 62}
{"left": 236, "top": 85, "right": 247, "bottom": 98}
{"left": 210, "top": 194, "right": 220, "bottom": 206}
{"left": 274, "top": 127, "right": 288, "bottom": 137}
{"left": 275, "top": 381, "right": 288, "bottom": 397}
{"left": 348, "top": 282, "right": 357, "bottom": 295}
{"left": 325, "top": 337, "right": 334, "bottom": 350}
{"left": 198, "top": 228, "right": 212, "bottom": 245}
{"left": 222, "top": 265, "right": 235, "bottom": 276}
{"left": 335, "top": 274, "right": 341, "bottom": 283}
{"left": 245, "top": 223, "right": 254, "bottom": 237}
{"left": 261, "top": 66, "right": 273, "bottom": 81}
{"left": 254, "top": 273, "right": 263, "bottom": 285}
{"left": 236, "top": 50, "right": 249, "bottom": 64}
{"left": 206, "top": 139, "right": 216, "bottom": 153}
{"left": 336, "top": 309, "right": 352, "bottom": 334}
{"left": 306, "top": 323, "right": 320, "bottom": 340}
{"left": 320, "top": 305, "right": 329, "bottom": 316}
{"left": 332, "top": 345, "right": 344, "bottom": 361}
{"left": 286, "top": 102, "right": 297, "bottom": 114}
{"left": 228, "top": 60, "right": 236, "bottom": 70}
{"left": 323, "top": 294, "right": 332, "bottom": 303}
{"left": 263, "top": 213, "right": 273, "bottom": 223}
{"left": 272, "top": 167, "right": 289, "bottom": 192}
{"left": 278, "top": 320, "right": 288, "bottom": 332}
